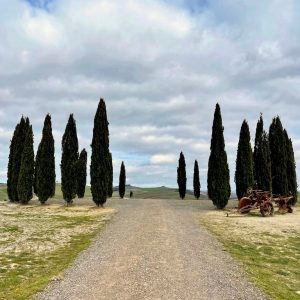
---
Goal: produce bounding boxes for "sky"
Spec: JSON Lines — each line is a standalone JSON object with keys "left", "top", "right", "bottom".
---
{"left": 1, "top": 0, "right": 300, "bottom": 190}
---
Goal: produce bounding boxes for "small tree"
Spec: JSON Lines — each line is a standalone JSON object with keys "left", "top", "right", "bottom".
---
{"left": 61, "top": 114, "right": 78, "bottom": 204}
{"left": 193, "top": 160, "right": 200, "bottom": 199}
{"left": 269, "top": 117, "right": 288, "bottom": 196}
{"left": 177, "top": 152, "right": 186, "bottom": 199}
{"left": 207, "top": 103, "right": 230, "bottom": 209}
{"left": 90, "top": 99, "right": 110, "bottom": 207}
{"left": 17, "top": 124, "right": 34, "bottom": 204}
{"left": 119, "top": 161, "right": 126, "bottom": 198}
{"left": 35, "top": 114, "right": 56, "bottom": 204}
{"left": 107, "top": 152, "right": 113, "bottom": 197}
{"left": 77, "top": 148, "right": 87, "bottom": 198}
{"left": 284, "top": 130, "right": 298, "bottom": 204}
{"left": 235, "top": 120, "right": 254, "bottom": 199}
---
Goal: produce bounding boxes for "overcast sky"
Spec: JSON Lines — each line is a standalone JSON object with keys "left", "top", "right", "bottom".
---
{"left": 1, "top": 0, "right": 300, "bottom": 190}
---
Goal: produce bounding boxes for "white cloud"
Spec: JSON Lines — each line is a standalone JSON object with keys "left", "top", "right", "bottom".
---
{"left": 150, "top": 154, "right": 177, "bottom": 164}
{"left": 0, "top": 0, "right": 300, "bottom": 190}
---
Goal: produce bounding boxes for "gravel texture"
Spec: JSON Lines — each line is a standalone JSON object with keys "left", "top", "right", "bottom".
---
{"left": 36, "top": 198, "right": 269, "bottom": 300}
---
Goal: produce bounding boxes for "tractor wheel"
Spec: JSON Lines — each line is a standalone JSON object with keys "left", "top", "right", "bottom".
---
{"left": 260, "top": 202, "right": 274, "bottom": 217}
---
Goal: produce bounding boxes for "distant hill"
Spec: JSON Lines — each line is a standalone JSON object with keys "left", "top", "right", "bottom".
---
{"left": 117, "top": 185, "right": 208, "bottom": 200}
{"left": 0, "top": 183, "right": 209, "bottom": 201}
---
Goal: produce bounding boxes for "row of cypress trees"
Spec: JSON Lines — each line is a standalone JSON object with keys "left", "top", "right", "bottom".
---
{"left": 181, "top": 103, "right": 297, "bottom": 209}
{"left": 177, "top": 152, "right": 201, "bottom": 200}
{"left": 7, "top": 98, "right": 113, "bottom": 206}
{"left": 236, "top": 115, "right": 297, "bottom": 205}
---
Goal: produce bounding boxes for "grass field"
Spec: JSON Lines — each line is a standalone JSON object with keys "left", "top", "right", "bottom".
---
{"left": 199, "top": 204, "right": 300, "bottom": 300}
{"left": 2, "top": 185, "right": 299, "bottom": 299}
{"left": 0, "top": 184, "right": 207, "bottom": 202}
{"left": 121, "top": 186, "right": 204, "bottom": 200}
{"left": 0, "top": 200, "right": 115, "bottom": 300}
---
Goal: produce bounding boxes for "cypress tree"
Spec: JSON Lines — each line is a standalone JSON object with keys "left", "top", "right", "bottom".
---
{"left": 17, "top": 124, "right": 34, "bottom": 204}
{"left": 8, "top": 117, "right": 29, "bottom": 202}
{"left": 61, "top": 114, "right": 78, "bottom": 204}
{"left": 77, "top": 148, "right": 87, "bottom": 198}
{"left": 35, "top": 114, "right": 56, "bottom": 204}
{"left": 235, "top": 120, "right": 254, "bottom": 199}
{"left": 193, "top": 160, "right": 200, "bottom": 199}
{"left": 7, "top": 121, "right": 21, "bottom": 201}
{"left": 119, "top": 161, "right": 126, "bottom": 199}
{"left": 33, "top": 146, "right": 40, "bottom": 195}
{"left": 253, "top": 114, "right": 264, "bottom": 181}
{"left": 207, "top": 103, "right": 230, "bottom": 209}
{"left": 107, "top": 152, "right": 113, "bottom": 197}
{"left": 177, "top": 152, "right": 186, "bottom": 199}
{"left": 269, "top": 117, "right": 288, "bottom": 196}
{"left": 90, "top": 98, "right": 110, "bottom": 206}
{"left": 253, "top": 115, "right": 272, "bottom": 191}
{"left": 255, "top": 131, "right": 272, "bottom": 191}
{"left": 284, "top": 130, "right": 298, "bottom": 204}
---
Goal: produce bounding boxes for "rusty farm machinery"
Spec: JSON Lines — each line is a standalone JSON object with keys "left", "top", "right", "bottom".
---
{"left": 228, "top": 189, "right": 294, "bottom": 217}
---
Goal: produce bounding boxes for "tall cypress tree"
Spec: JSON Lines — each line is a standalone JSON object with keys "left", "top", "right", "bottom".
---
{"left": 253, "top": 114, "right": 264, "bottom": 181}
{"left": 235, "top": 120, "right": 254, "bottom": 199}
{"left": 255, "top": 131, "right": 272, "bottom": 191}
{"left": 253, "top": 115, "right": 272, "bottom": 191}
{"left": 8, "top": 117, "right": 29, "bottom": 202}
{"left": 193, "top": 160, "right": 200, "bottom": 199}
{"left": 119, "top": 161, "right": 126, "bottom": 199}
{"left": 284, "top": 130, "right": 297, "bottom": 204}
{"left": 17, "top": 124, "right": 34, "bottom": 204}
{"left": 77, "top": 148, "right": 87, "bottom": 198}
{"left": 107, "top": 152, "right": 113, "bottom": 197}
{"left": 177, "top": 152, "right": 186, "bottom": 199}
{"left": 7, "top": 121, "right": 21, "bottom": 201}
{"left": 33, "top": 145, "right": 41, "bottom": 195}
{"left": 90, "top": 98, "right": 110, "bottom": 207}
{"left": 61, "top": 114, "right": 78, "bottom": 204}
{"left": 207, "top": 103, "right": 230, "bottom": 209}
{"left": 269, "top": 117, "right": 288, "bottom": 196}
{"left": 36, "top": 114, "right": 56, "bottom": 204}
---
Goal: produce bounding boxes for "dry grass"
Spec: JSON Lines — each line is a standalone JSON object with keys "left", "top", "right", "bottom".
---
{"left": 199, "top": 201, "right": 300, "bottom": 300}
{"left": 0, "top": 200, "right": 115, "bottom": 300}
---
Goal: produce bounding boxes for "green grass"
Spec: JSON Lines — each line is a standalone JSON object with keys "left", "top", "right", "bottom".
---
{"left": 0, "top": 206, "right": 113, "bottom": 300}
{"left": 200, "top": 218, "right": 300, "bottom": 300}
{"left": 0, "top": 184, "right": 208, "bottom": 202}
{"left": 0, "top": 230, "right": 101, "bottom": 300}
{"left": 122, "top": 186, "right": 207, "bottom": 200}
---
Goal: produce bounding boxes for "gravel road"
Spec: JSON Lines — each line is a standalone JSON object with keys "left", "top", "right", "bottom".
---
{"left": 36, "top": 198, "right": 269, "bottom": 300}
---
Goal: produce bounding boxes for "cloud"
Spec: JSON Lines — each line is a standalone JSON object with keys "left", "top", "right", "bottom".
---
{"left": 0, "top": 0, "right": 300, "bottom": 191}
{"left": 150, "top": 154, "right": 178, "bottom": 164}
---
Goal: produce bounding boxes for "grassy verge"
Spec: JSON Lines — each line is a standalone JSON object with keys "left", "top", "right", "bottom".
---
{"left": 199, "top": 210, "right": 300, "bottom": 300}
{"left": 0, "top": 203, "right": 115, "bottom": 300}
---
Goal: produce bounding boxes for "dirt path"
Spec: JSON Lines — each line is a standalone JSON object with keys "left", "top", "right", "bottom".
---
{"left": 37, "top": 199, "right": 268, "bottom": 300}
